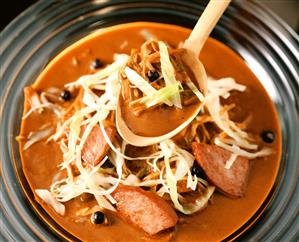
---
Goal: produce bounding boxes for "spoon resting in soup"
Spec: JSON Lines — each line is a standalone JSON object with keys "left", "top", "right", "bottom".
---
{"left": 18, "top": 22, "right": 281, "bottom": 241}
{"left": 116, "top": 0, "right": 230, "bottom": 146}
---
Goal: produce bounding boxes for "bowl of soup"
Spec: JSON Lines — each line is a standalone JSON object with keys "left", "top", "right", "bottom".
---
{"left": 1, "top": 1, "right": 298, "bottom": 241}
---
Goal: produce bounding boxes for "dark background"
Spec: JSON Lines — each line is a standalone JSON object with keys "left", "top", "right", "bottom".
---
{"left": 1, "top": 1, "right": 299, "bottom": 32}
{"left": 1, "top": 0, "right": 36, "bottom": 30}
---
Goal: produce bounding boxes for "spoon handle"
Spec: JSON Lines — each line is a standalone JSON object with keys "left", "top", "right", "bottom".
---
{"left": 183, "top": 0, "right": 231, "bottom": 56}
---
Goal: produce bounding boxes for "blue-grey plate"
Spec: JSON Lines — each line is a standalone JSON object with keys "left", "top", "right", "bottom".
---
{"left": 1, "top": 0, "right": 298, "bottom": 241}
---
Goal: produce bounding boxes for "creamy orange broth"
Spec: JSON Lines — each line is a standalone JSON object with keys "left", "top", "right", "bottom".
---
{"left": 19, "top": 22, "right": 281, "bottom": 241}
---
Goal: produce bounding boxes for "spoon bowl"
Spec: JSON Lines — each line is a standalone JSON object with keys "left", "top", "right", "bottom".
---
{"left": 116, "top": 0, "right": 230, "bottom": 146}
{"left": 116, "top": 52, "right": 208, "bottom": 147}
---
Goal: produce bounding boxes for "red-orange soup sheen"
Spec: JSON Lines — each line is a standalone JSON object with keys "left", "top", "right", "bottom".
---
{"left": 19, "top": 22, "right": 281, "bottom": 242}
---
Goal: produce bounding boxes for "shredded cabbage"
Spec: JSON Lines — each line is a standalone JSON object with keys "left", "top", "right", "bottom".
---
{"left": 24, "top": 127, "right": 54, "bottom": 150}
{"left": 186, "top": 78, "right": 205, "bottom": 102}
{"left": 22, "top": 103, "right": 62, "bottom": 120}
{"left": 214, "top": 137, "right": 272, "bottom": 159}
{"left": 51, "top": 149, "right": 123, "bottom": 211}
{"left": 159, "top": 41, "right": 182, "bottom": 108}
{"left": 159, "top": 140, "right": 214, "bottom": 214}
{"left": 35, "top": 189, "right": 65, "bottom": 215}
{"left": 125, "top": 67, "right": 157, "bottom": 95}
{"left": 46, "top": 53, "right": 131, "bottom": 212}
{"left": 124, "top": 67, "right": 173, "bottom": 107}
{"left": 131, "top": 83, "right": 182, "bottom": 108}
{"left": 100, "top": 121, "right": 162, "bottom": 161}
{"left": 206, "top": 78, "right": 258, "bottom": 150}
{"left": 66, "top": 54, "right": 129, "bottom": 88}
{"left": 225, "top": 153, "right": 238, "bottom": 169}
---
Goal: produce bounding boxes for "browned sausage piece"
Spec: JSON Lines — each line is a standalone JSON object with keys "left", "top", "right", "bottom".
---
{"left": 112, "top": 185, "right": 178, "bottom": 235}
{"left": 81, "top": 125, "right": 115, "bottom": 166}
{"left": 192, "top": 143, "right": 250, "bottom": 197}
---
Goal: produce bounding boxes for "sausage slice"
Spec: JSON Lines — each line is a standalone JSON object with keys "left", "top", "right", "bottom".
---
{"left": 192, "top": 143, "right": 250, "bottom": 197}
{"left": 81, "top": 125, "right": 115, "bottom": 166}
{"left": 112, "top": 185, "right": 178, "bottom": 235}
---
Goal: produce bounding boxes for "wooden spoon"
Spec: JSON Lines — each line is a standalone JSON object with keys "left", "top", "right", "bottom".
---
{"left": 116, "top": 0, "right": 231, "bottom": 147}
{"left": 183, "top": 0, "right": 231, "bottom": 57}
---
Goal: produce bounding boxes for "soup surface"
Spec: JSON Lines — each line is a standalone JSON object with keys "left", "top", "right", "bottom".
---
{"left": 19, "top": 22, "right": 281, "bottom": 241}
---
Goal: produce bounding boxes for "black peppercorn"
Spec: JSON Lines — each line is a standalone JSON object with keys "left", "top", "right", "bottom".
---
{"left": 91, "top": 211, "right": 106, "bottom": 224}
{"left": 191, "top": 165, "right": 204, "bottom": 178}
{"left": 90, "top": 58, "right": 103, "bottom": 70}
{"left": 60, "top": 90, "right": 71, "bottom": 101}
{"left": 261, "top": 130, "right": 275, "bottom": 143}
{"left": 146, "top": 70, "right": 159, "bottom": 82}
